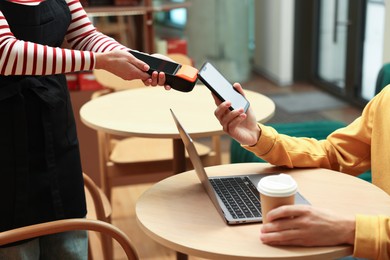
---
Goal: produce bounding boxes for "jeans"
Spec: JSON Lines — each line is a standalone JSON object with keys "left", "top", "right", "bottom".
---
{"left": 0, "top": 230, "right": 88, "bottom": 260}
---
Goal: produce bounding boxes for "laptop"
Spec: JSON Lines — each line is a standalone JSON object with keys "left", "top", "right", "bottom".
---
{"left": 170, "top": 109, "right": 310, "bottom": 225}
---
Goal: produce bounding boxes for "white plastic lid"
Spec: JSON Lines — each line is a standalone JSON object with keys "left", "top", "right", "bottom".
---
{"left": 257, "top": 173, "right": 298, "bottom": 197}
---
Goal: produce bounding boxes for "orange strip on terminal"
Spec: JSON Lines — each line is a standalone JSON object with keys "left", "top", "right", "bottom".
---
{"left": 175, "top": 65, "right": 198, "bottom": 82}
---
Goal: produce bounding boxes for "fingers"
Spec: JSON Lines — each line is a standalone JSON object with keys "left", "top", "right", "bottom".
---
{"left": 143, "top": 71, "right": 158, "bottom": 86}
{"left": 164, "top": 84, "right": 172, "bottom": 90}
{"left": 143, "top": 71, "right": 169, "bottom": 87}
{"left": 233, "top": 83, "right": 245, "bottom": 96}
{"left": 214, "top": 102, "right": 246, "bottom": 133}
{"left": 260, "top": 229, "right": 305, "bottom": 246}
{"left": 131, "top": 52, "right": 172, "bottom": 88}
{"left": 259, "top": 205, "right": 328, "bottom": 246}
{"left": 260, "top": 212, "right": 308, "bottom": 246}
{"left": 157, "top": 72, "right": 166, "bottom": 86}
{"left": 211, "top": 93, "right": 222, "bottom": 106}
{"left": 266, "top": 205, "right": 311, "bottom": 223}
{"left": 128, "top": 51, "right": 150, "bottom": 72}
{"left": 261, "top": 206, "right": 309, "bottom": 235}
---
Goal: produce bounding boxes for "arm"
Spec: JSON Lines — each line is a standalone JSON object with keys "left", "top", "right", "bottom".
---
{"left": 0, "top": 6, "right": 96, "bottom": 75}
{"left": 260, "top": 206, "right": 390, "bottom": 259}
{"left": 244, "top": 101, "right": 373, "bottom": 175}
{"left": 65, "top": 0, "right": 171, "bottom": 86}
{"left": 64, "top": 0, "right": 152, "bottom": 81}
{"left": 353, "top": 215, "right": 390, "bottom": 259}
{"left": 0, "top": 0, "right": 165, "bottom": 86}
{"left": 214, "top": 83, "right": 373, "bottom": 175}
{"left": 214, "top": 84, "right": 390, "bottom": 258}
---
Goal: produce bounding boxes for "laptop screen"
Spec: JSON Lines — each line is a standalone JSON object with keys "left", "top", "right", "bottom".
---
{"left": 170, "top": 109, "right": 225, "bottom": 212}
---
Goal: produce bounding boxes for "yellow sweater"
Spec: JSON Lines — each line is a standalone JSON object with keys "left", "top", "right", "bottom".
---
{"left": 243, "top": 86, "right": 390, "bottom": 259}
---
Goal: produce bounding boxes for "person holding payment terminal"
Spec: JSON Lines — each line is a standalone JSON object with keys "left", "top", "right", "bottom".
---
{"left": 0, "top": 0, "right": 172, "bottom": 259}
{"left": 211, "top": 81, "right": 390, "bottom": 260}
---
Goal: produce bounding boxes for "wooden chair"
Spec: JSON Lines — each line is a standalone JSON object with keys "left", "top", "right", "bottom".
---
{"left": 83, "top": 173, "right": 113, "bottom": 260}
{"left": 0, "top": 219, "right": 138, "bottom": 260}
{"left": 92, "top": 54, "right": 222, "bottom": 200}
{"left": 165, "top": 53, "right": 193, "bottom": 66}
{"left": 0, "top": 173, "right": 138, "bottom": 260}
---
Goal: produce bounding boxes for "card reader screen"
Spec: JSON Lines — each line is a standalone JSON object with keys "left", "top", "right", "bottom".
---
{"left": 130, "top": 51, "right": 180, "bottom": 75}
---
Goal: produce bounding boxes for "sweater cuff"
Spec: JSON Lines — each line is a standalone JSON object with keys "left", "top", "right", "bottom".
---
{"left": 89, "top": 51, "right": 95, "bottom": 70}
{"left": 353, "top": 215, "right": 379, "bottom": 259}
{"left": 241, "top": 123, "right": 277, "bottom": 157}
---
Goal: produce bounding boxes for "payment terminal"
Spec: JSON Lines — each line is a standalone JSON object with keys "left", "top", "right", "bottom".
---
{"left": 129, "top": 50, "right": 198, "bottom": 92}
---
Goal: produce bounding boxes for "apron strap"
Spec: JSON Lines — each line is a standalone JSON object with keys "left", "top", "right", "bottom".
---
{"left": 41, "top": 108, "right": 65, "bottom": 219}
{"left": 27, "top": 78, "right": 65, "bottom": 219}
{"left": 12, "top": 91, "right": 30, "bottom": 226}
{"left": 4, "top": 77, "right": 67, "bottom": 224}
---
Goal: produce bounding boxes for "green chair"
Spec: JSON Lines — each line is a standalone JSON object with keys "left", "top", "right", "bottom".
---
{"left": 230, "top": 121, "right": 372, "bottom": 183}
{"left": 375, "top": 63, "right": 390, "bottom": 94}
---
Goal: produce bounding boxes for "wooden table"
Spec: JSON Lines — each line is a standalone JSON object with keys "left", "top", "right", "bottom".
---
{"left": 79, "top": 85, "right": 275, "bottom": 174}
{"left": 136, "top": 163, "right": 390, "bottom": 260}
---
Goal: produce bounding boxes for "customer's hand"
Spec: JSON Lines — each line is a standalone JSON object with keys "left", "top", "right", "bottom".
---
{"left": 95, "top": 50, "right": 171, "bottom": 90}
{"left": 260, "top": 205, "right": 356, "bottom": 246}
{"left": 213, "top": 83, "right": 260, "bottom": 146}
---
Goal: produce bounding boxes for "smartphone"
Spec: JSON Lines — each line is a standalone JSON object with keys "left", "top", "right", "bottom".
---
{"left": 129, "top": 50, "right": 181, "bottom": 75}
{"left": 198, "top": 62, "right": 250, "bottom": 112}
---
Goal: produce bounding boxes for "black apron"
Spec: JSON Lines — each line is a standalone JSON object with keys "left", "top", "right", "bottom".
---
{"left": 0, "top": 0, "right": 86, "bottom": 232}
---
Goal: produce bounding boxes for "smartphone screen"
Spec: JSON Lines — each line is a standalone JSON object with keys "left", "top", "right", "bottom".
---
{"left": 198, "top": 62, "right": 250, "bottom": 112}
{"left": 129, "top": 50, "right": 180, "bottom": 75}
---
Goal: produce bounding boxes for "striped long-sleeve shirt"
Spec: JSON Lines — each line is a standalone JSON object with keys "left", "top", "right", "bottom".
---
{"left": 0, "top": 0, "right": 127, "bottom": 76}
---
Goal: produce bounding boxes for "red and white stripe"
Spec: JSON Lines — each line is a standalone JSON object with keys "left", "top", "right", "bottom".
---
{"left": 0, "top": 0, "right": 127, "bottom": 75}
{"left": 7, "top": 0, "right": 44, "bottom": 6}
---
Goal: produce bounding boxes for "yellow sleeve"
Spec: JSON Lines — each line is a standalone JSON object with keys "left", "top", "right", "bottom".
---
{"left": 241, "top": 87, "right": 390, "bottom": 176}
{"left": 353, "top": 215, "right": 390, "bottom": 259}
{"left": 243, "top": 124, "right": 335, "bottom": 169}
{"left": 242, "top": 101, "right": 375, "bottom": 175}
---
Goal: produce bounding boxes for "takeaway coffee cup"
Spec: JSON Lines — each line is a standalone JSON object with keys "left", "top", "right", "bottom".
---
{"left": 257, "top": 174, "right": 298, "bottom": 224}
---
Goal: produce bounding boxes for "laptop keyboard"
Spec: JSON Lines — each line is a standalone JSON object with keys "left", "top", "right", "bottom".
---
{"left": 210, "top": 177, "right": 261, "bottom": 219}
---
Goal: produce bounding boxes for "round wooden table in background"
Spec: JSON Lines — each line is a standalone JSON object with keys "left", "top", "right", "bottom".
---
{"left": 80, "top": 85, "right": 275, "bottom": 174}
